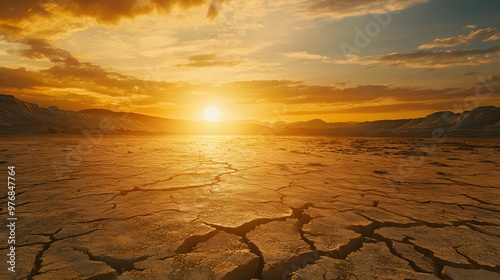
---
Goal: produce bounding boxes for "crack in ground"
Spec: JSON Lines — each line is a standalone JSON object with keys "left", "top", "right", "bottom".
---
{"left": 291, "top": 203, "right": 316, "bottom": 251}
{"left": 103, "top": 163, "right": 238, "bottom": 203}
{"left": 398, "top": 236, "right": 500, "bottom": 276}
{"left": 203, "top": 216, "right": 290, "bottom": 237}
{"left": 72, "top": 209, "right": 184, "bottom": 225}
{"left": 103, "top": 183, "right": 213, "bottom": 203}
{"left": 72, "top": 247, "right": 150, "bottom": 277}
{"left": 272, "top": 203, "right": 324, "bottom": 280}
{"left": 25, "top": 177, "right": 79, "bottom": 189}
{"left": 441, "top": 178, "right": 498, "bottom": 190}
{"left": 243, "top": 236, "right": 265, "bottom": 279}
{"left": 285, "top": 217, "right": 449, "bottom": 280}
{"left": 464, "top": 224, "right": 500, "bottom": 238}
{"left": 334, "top": 214, "right": 497, "bottom": 278}
{"left": 202, "top": 214, "right": 295, "bottom": 278}
{"left": 453, "top": 246, "right": 500, "bottom": 272}
{"left": 160, "top": 224, "right": 263, "bottom": 278}
{"left": 322, "top": 235, "right": 367, "bottom": 260}
{"left": 372, "top": 233, "right": 439, "bottom": 277}
{"left": 352, "top": 215, "right": 500, "bottom": 275}
{"left": 28, "top": 227, "right": 62, "bottom": 280}
{"left": 363, "top": 191, "right": 500, "bottom": 213}
{"left": 174, "top": 230, "right": 219, "bottom": 254}
{"left": 276, "top": 181, "right": 295, "bottom": 193}
{"left": 405, "top": 240, "right": 447, "bottom": 278}
{"left": 452, "top": 219, "right": 499, "bottom": 227}
{"left": 462, "top": 194, "right": 500, "bottom": 207}
{"left": 138, "top": 170, "right": 198, "bottom": 189}
{"left": 5, "top": 229, "right": 99, "bottom": 251}
{"left": 66, "top": 192, "right": 117, "bottom": 201}
{"left": 371, "top": 205, "right": 498, "bottom": 228}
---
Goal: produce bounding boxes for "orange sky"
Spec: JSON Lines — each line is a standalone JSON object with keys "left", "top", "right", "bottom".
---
{"left": 0, "top": 0, "right": 499, "bottom": 122}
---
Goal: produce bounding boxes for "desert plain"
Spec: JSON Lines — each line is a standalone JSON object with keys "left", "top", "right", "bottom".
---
{"left": 0, "top": 135, "right": 499, "bottom": 280}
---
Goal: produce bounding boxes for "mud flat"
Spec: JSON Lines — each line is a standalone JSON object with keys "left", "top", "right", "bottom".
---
{"left": 0, "top": 135, "right": 498, "bottom": 279}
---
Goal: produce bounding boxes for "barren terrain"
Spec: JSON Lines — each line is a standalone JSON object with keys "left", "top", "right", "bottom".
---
{"left": 0, "top": 135, "right": 499, "bottom": 279}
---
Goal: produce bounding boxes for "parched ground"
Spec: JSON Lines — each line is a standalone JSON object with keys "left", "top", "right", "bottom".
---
{"left": 0, "top": 135, "right": 499, "bottom": 280}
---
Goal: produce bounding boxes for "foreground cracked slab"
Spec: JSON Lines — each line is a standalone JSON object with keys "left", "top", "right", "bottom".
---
{"left": 290, "top": 243, "right": 440, "bottom": 280}
{"left": 118, "top": 231, "right": 259, "bottom": 279}
{"left": 301, "top": 208, "right": 372, "bottom": 256}
{"left": 376, "top": 225, "right": 500, "bottom": 269}
{"left": 246, "top": 219, "right": 313, "bottom": 280}
{"left": 34, "top": 242, "right": 117, "bottom": 280}
{"left": 442, "top": 266, "right": 500, "bottom": 280}
{"left": 0, "top": 136, "right": 498, "bottom": 279}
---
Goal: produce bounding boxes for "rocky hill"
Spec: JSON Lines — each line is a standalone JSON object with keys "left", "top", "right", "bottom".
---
{"left": 1, "top": 94, "right": 499, "bottom": 137}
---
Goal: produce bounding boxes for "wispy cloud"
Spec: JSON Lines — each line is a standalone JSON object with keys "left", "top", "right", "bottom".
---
{"left": 284, "top": 51, "right": 330, "bottom": 61}
{"left": 207, "top": 0, "right": 231, "bottom": 20}
{"left": 3, "top": 73, "right": 496, "bottom": 120}
{"left": 304, "top": 0, "right": 428, "bottom": 20}
{"left": 0, "top": 66, "right": 44, "bottom": 89}
{"left": 372, "top": 45, "right": 500, "bottom": 68}
{"left": 418, "top": 27, "right": 500, "bottom": 49}
{"left": 335, "top": 27, "right": 500, "bottom": 69}
{"left": 176, "top": 53, "right": 240, "bottom": 67}
{"left": 216, "top": 80, "right": 461, "bottom": 105}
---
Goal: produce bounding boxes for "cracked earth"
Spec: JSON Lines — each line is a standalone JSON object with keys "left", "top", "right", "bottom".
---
{"left": 0, "top": 135, "right": 499, "bottom": 279}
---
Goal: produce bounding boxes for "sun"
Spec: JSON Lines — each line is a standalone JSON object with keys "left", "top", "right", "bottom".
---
{"left": 203, "top": 105, "right": 221, "bottom": 122}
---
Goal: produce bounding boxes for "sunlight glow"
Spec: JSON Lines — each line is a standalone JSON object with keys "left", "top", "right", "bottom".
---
{"left": 203, "top": 106, "right": 221, "bottom": 122}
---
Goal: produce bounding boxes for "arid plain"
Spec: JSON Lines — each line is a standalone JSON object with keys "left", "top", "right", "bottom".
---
{"left": 1, "top": 135, "right": 499, "bottom": 280}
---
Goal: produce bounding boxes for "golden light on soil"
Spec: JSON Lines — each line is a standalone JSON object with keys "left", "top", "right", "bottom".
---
{"left": 203, "top": 106, "right": 221, "bottom": 122}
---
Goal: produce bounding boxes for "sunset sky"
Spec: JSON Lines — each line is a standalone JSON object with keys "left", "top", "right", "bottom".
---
{"left": 1, "top": 0, "right": 499, "bottom": 122}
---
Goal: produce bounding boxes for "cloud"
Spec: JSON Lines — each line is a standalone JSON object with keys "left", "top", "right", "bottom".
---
{"left": 1, "top": 65, "right": 482, "bottom": 107}
{"left": 189, "top": 53, "right": 217, "bottom": 61}
{"left": 2, "top": 68, "right": 498, "bottom": 120}
{"left": 0, "top": 67, "right": 44, "bottom": 89}
{"left": 304, "top": 0, "right": 427, "bottom": 20}
{"left": 0, "top": 23, "right": 234, "bottom": 105}
{"left": 486, "top": 34, "right": 500, "bottom": 41}
{"left": 418, "top": 27, "right": 500, "bottom": 49}
{"left": 0, "top": 31, "right": 173, "bottom": 98}
{"left": 176, "top": 53, "right": 240, "bottom": 67}
{"left": 7, "top": 38, "right": 78, "bottom": 65}
{"left": 215, "top": 80, "right": 472, "bottom": 105}
{"left": 284, "top": 51, "right": 330, "bottom": 61}
{"left": 1, "top": 1, "right": 497, "bottom": 119}
{"left": 2, "top": 34, "right": 139, "bottom": 93}
{"left": 334, "top": 26, "right": 500, "bottom": 69}
{"left": 207, "top": 0, "right": 230, "bottom": 20}
{"left": 212, "top": 79, "right": 500, "bottom": 119}
{"left": 463, "top": 71, "right": 479, "bottom": 76}
{"left": 286, "top": 101, "right": 456, "bottom": 115}
{"left": 336, "top": 44, "right": 500, "bottom": 69}
{"left": 0, "top": 0, "right": 45, "bottom": 21}
{"left": 373, "top": 45, "right": 500, "bottom": 68}
{"left": 0, "top": 0, "right": 228, "bottom": 24}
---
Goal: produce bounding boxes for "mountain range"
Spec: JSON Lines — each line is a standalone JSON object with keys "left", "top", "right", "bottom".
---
{"left": 1, "top": 94, "right": 499, "bottom": 137}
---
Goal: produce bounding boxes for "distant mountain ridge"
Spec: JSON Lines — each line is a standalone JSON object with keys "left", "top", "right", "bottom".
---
{"left": 1, "top": 94, "right": 499, "bottom": 137}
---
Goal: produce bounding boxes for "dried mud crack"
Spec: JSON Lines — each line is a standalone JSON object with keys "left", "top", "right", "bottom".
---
{"left": 28, "top": 228, "right": 63, "bottom": 280}
{"left": 3, "top": 136, "right": 498, "bottom": 280}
